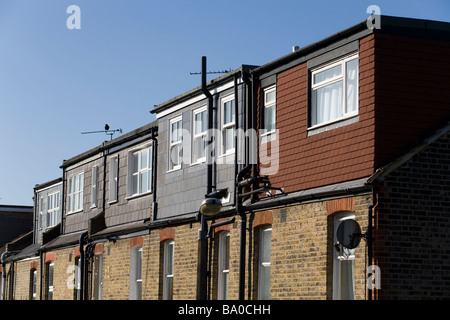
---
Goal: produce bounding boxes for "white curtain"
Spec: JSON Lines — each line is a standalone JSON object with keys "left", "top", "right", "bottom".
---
{"left": 338, "top": 257, "right": 355, "bottom": 300}
{"left": 314, "top": 81, "right": 343, "bottom": 125}
{"left": 346, "top": 58, "right": 358, "bottom": 114}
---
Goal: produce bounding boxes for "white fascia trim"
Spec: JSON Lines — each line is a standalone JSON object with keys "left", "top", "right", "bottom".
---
{"left": 156, "top": 78, "right": 242, "bottom": 119}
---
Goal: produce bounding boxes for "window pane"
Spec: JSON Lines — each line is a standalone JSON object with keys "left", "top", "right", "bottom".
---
{"left": 262, "top": 229, "right": 272, "bottom": 263}
{"left": 136, "top": 249, "right": 142, "bottom": 280}
{"left": 167, "top": 277, "right": 173, "bottom": 300}
{"left": 338, "top": 260, "right": 355, "bottom": 299}
{"left": 224, "top": 100, "right": 234, "bottom": 124}
{"left": 195, "top": 112, "right": 205, "bottom": 134}
{"left": 265, "top": 105, "right": 276, "bottom": 132}
{"left": 164, "top": 241, "right": 174, "bottom": 300}
{"left": 260, "top": 266, "right": 271, "bottom": 299}
{"left": 74, "top": 193, "right": 79, "bottom": 210}
{"left": 74, "top": 175, "right": 79, "bottom": 193}
{"left": 171, "top": 121, "right": 181, "bottom": 143}
{"left": 265, "top": 90, "right": 276, "bottom": 103}
{"left": 140, "top": 171, "right": 148, "bottom": 193}
{"left": 133, "top": 152, "right": 139, "bottom": 174}
{"left": 259, "top": 228, "right": 272, "bottom": 300}
{"left": 346, "top": 58, "right": 358, "bottom": 114}
{"left": 140, "top": 149, "right": 148, "bottom": 170}
{"left": 314, "top": 64, "right": 342, "bottom": 84}
{"left": 224, "top": 234, "right": 230, "bottom": 270}
{"left": 202, "top": 111, "right": 207, "bottom": 132}
{"left": 223, "top": 127, "right": 235, "bottom": 153}
{"left": 312, "top": 80, "right": 343, "bottom": 125}
{"left": 132, "top": 173, "right": 138, "bottom": 195}
{"left": 68, "top": 177, "right": 73, "bottom": 194}
{"left": 193, "top": 136, "right": 206, "bottom": 161}
{"left": 79, "top": 173, "right": 84, "bottom": 191}
{"left": 166, "top": 243, "right": 174, "bottom": 275}
{"left": 48, "top": 264, "right": 54, "bottom": 287}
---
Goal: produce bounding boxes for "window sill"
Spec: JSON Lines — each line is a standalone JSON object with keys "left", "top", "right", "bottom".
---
{"left": 67, "top": 209, "right": 83, "bottom": 215}
{"left": 190, "top": 159, "right": 206, "bottom": 167}
{"left": 307, "top": 115, "right": 359, "bottom": 136}
{"left": 260, "top": 130, "right": 277, "bottom": 144}
{"left": 125, "top": 191, "right": 152, "bottom": 201}
{"left": 218, "top": 149, "right": 235, "bottom": 158}
{"left": 167, "top": 167, "right": 181, "bottom": 173}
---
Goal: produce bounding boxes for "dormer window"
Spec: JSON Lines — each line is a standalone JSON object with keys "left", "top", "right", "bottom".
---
{"left": 310, "top": 54, "right": 358, "bottom": 128}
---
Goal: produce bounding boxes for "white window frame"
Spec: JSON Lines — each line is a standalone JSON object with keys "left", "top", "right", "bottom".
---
{"left": 74, "top": 257, "right": 81, "bottom": 300}
{"left": 109, "top": 156, "right": 119, "bottom": 203}
{"left": 129, "top": 246, "right": 143, "bottom": 300}
{"left": 47, "top": 191, "right": 60, "bottom": 229}
{"left": 258, "top": 227, "right": 272, "bottom": 300}
{"left": 93, "top": 253, "right": 103, "bottom": 300}
{"left": 47, "top": 262, "right": 54, "bottom": 300}
{"left": 39, "top": 196, "right": 44, "bottom": 229}
{"left": 261, "top": 86, "right": 276, "bottom": 144}
{"left": 67, "top": 172, "right": 84, "bottom": 214}
{"left": 310, "top": 54, "right": 359, "bottom": 128}
{"left": 220, "top": 95, "right": 235, "bottom": 156}
{"left": 333, "top": 212, "right": 356, "bottom": 300}
{"left": 91, "top": 166, "right": 99, "bottom": 208}
{"left": 218, "top": 231, "right": 230, "bottom": 300}
{"left": 169, "top": 116, "right": 183, "bottom": 171}
{"left": 192, "top": 106, "right": 208, "bottom": 164}
{"left": 127, "top": 145, "right": 152, "bottom": 198}
{"left": 31, "top": 269, "right": 37, "bottom": 300}
{"left": 163, "top": 240, "right": 174, "bottom": 300}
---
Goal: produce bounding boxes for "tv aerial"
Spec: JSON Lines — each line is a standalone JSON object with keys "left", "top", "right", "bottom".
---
{"left": 81, "top": 124, "right": 122, "bottom": 141}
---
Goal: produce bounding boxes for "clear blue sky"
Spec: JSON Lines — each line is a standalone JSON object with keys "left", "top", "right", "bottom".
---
{"left": 0, "top": 0, "right": 448, "bottom": 206}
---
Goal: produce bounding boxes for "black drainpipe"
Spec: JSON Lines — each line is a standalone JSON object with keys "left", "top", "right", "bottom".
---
{"left": 150, "top": 129, "right": 158, "bottom": 221}
{"left": 78, "top": 231, "right": 88, "bottom": 300}
{"left": 60, "top": 169, "right": 65, "bottom": 235}
{"left": 236, "top": 165, "right": 251, "bottom": 300}
{"left": 367, "top": 184, "right": 378, "bottom": 300}
{"left": 102, "top": 142, "right": 108, "bottom": 214}
{"left": 197, "top": 56, "right": 214, "bottom": 300}
{"left": 234, "top": 70, "right": 255, "bottom": 300}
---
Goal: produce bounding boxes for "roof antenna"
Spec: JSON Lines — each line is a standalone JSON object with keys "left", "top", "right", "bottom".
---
{"left": 81, "top": 124, "right": 123, "bottom": 141}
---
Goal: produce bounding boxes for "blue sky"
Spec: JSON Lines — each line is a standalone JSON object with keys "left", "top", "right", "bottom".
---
{"left": 0, "top": 0, "right": 449, "bottom": 206}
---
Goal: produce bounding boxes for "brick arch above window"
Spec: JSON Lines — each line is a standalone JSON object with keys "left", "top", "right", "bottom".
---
{"left": 160, "top": 228, "right": 175, "bottom": 242}
{"left": 326, "top": 197, "right": 355, "bottom": 216}
{"left": 253, "top": 211, "right": 273, "bottom": 229}
{"left": 130, "top": 236, "right": 144, "bottom": 249}
{"left": 45, "top": 252, "right": 55, "bottom": 263}
{"left": 30, "top": 260, "right": 38, "bottom": 271}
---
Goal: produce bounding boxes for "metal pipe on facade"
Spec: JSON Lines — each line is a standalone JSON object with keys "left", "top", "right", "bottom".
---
{"left": 150, "top": 129, "right": 158, "bottom": 221}
{"left": 236, "top": 164, "right": 251, "bottom": 300}
{"left": 234, "top": 73, "right": 239, "bottom": 207}
{"left": 78, "top": 231, "right": 88, "bottom": 300}
{"left": 367, "top": 185, "right": 378, "bottom": 300}
{"left": 197, "top": 56, "right": 214, "bottom": 300}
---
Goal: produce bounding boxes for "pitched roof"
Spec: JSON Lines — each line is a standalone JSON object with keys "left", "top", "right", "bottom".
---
{"left": 368, "top": 120, "right": 450, "bottom": 183}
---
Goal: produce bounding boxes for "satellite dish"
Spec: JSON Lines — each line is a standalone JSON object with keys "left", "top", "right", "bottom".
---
{"left": 336, "top": 219, "right": 363, "bottom": 249}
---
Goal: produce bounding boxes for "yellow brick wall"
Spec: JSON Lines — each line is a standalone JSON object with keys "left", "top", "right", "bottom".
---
{"left": 11, "top": 258, "right": 40, "bottom": 300}
{"left": 7, "top": 194, "right": 371, "bottom": 300}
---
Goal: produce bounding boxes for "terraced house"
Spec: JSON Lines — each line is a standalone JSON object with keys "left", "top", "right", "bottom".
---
{"left": 2, "top": 15, "right": 450, "bottom": 300}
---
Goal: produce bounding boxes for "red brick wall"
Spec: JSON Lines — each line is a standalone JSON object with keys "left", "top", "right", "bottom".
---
{"left": 374, "top": 33, "right": 450, "bottom": 167}
{"left": 265, "top": 34, "right": 376, "bottom": 193}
